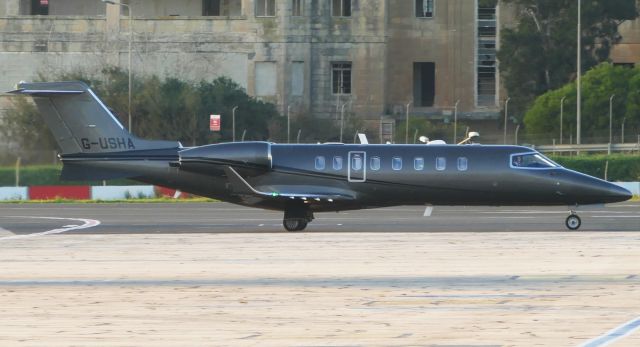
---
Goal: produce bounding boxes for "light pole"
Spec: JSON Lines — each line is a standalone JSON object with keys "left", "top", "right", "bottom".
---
{"left": 560, "top": 96, "right": 566, "bottom": 144}
{"left": 577, "top": 0, "right": 582, "bottom": 144}
{"left": 405, "top": 101, "right": 412, "bottom": 144}
{"left": 287, "top": 105, "right": 291, "bottom": 143}
{"left": 453, "top": 99, "right": 460, "bottom": 144}
{"left": 232, "top": 105, "right": 238, "bottom": 142}
{"left": 102, "top": 0, "right": 132, "bottom": 133}
{"left": 609, "top": 94, "right": 615, "bottom": 147}
{"left": 515, "top": 124, "right": 521, "bottom": 145}
{"left": 340, "top": 100, "right": 351, "bottom": 143}
{"left": 621, "top": 117, "right": 626, "bottom": 143}
{"left": 503, "top": 97, "right": 511, "bottom": 144}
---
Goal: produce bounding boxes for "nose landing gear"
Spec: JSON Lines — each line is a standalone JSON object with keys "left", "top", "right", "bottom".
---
{"left": 565, "top": 212, "right": 581, "bottom": 230}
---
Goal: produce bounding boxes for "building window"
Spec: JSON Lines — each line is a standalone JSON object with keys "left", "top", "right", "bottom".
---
{"left": 370, "top": 156, "right": 381, "bottom": 171}
{"left": 416, "top": 0, "right": 434, "bottom": 18}
{"left": 392, "top": 157, "right": 403, "bottom": 171}
{"left": 332, "top": 62, "right": 352, "bottom": 95}
{"left": 457, "top": 157, "right": 468, "bottom": 171}
{"left": 256, "top": 0, "right": 275, "bottom": 17}
{"left": 332, "top": 0, "right": 351, "bottom": 17}
{"left": 333, "top": 156, "right": 343, "bottom": 170}
{"left": 292, "top": 0, "right": 303, "bottom": 16}
{"left": 436, "top": 157, "right": 446, "bottom": 171}
{"left": 203, "top": 0, "right": 222, "bottom": 16}
{"left": 414, "top": 157, "right": 424, "bottom": 171}
{"left": 315, "top": 156, "right": 326, "bottom": 170}
{"left": 30, "top": 0, "right": 49, "bottom": 15}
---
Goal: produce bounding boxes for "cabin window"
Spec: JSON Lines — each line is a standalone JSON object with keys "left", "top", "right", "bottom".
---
{"left": 370, "top": 156, "right": 381, "bottom": 171}
{"left": 351, "top": 155, "right": 363, "bottom": 171}
{"left": 414, "top": 157, "right": 424, "bottom": 171}
{"left": 333, "top": 156, "right": 343, "bottom": 170}
{"left": 392, "top": 157, "right": 403, "bottom": 171}
{"left": 315, "top": 156, "right": 325, "bottom": 170}
{"left": 457, "top": 157, "right": 468, "bottom": 171}
{"left": 436, "top": 157, "right": 446, "bottom": 171}
{"left": 511, "top": 153, "right": 558, "bottom": 169}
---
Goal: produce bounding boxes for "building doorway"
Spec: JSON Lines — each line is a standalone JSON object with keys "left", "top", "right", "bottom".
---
{"left": 413, "top": 62, "right": 435, "bottom": 107}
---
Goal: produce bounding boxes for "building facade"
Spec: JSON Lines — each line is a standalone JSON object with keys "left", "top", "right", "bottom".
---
{"left": 1, "top": 0, "right": 506, "bottom": 142}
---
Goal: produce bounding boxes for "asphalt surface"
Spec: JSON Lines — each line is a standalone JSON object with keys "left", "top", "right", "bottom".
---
{"left": 0, "top": 202, "right": 639, "bottom": 346}
{"left": 0, "top": 202, "right": 638, "bottom": 234}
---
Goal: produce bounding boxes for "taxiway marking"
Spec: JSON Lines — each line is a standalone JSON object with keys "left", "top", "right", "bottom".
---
{"left": 580, "top": 316, "right": 640, "bottom": 347}
{"left": 0, "top": 217, "right": 101, "bottom": 241}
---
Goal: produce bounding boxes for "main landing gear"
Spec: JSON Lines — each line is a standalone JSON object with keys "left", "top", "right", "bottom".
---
{"left": 565, "top": 211, "right": 582, "bottom": 230}
{"left": 283, "top": 206, "right": 314, "bottom": 232}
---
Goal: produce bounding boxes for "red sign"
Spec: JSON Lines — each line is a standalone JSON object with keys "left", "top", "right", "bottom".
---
{"left": 209, "top": 114, "right": 220, "bottom": 131}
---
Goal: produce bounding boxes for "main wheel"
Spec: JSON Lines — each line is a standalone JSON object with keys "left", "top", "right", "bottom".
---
{"left": 283, "top": 218, "right": 308, "bottom": 231}
{"left": 565, "top": 214, "right": 581, "bottom": 230}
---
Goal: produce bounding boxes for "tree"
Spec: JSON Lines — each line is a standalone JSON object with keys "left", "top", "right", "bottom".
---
{"left": 524, "top": 63, "right": 639, "bottom": 143}
{"left": 1, "top": 67, "right": 282, "bottom": 163}
{"left": 498, "top": 0, "right": 638, "bottom": 120}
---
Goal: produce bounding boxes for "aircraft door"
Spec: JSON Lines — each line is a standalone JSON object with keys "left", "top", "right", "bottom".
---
{"left": 348, "top": 151, "right": 366, "bottom": 182}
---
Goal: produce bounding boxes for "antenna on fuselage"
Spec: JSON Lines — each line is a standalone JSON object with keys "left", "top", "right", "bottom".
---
{"left": 458, "top": 132, "right": 480, "bottom": 145}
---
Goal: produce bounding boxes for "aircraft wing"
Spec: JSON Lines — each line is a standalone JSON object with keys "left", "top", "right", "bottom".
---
{"left": 223, "top": 166, "right": 355, "bottom": 202}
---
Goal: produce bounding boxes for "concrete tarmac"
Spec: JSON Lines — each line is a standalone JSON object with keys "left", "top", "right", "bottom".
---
{"left": 0, "top": 202, "right": 639, "bottom": 346}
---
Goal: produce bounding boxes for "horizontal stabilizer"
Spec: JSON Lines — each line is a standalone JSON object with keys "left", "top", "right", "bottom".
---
{"left": 223, "top": 166, "right": 355, "bottom": 202}
{"left": 8, "top": 88, "right": 85, "bottom": 96}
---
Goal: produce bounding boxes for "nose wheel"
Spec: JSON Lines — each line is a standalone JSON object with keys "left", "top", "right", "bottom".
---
{"left": 565, "top": 213, "right": 581, "bottom": 230}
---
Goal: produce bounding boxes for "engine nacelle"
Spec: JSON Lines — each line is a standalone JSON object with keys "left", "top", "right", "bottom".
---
{"left": 178, "top": 142, "right": 271, "bottom": 171}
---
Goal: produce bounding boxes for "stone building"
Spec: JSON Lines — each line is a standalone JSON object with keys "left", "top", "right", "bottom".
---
{"left": 0, "top": 0, "right": 507, "bottom": 142}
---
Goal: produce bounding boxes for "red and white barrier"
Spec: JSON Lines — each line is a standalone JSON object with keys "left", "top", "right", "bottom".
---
{"left": 0, "top": 185, "right": 160, "bottom": 201}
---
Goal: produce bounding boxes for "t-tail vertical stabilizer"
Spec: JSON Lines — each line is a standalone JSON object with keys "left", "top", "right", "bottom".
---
{"left": 8, "top": 81, "right": 180, "bottom": 155}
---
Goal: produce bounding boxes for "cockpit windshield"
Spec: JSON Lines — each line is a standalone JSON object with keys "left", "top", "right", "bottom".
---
{"left": 511, "top": 153, "right": 559, "bottom": 169}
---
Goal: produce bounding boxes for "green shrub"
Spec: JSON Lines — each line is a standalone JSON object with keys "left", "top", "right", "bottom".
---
{"left": 550, "top": 154, "right": 640, "bottom": 181}
{"left": 0, "top": 165, "right": 137, "bottom": 186}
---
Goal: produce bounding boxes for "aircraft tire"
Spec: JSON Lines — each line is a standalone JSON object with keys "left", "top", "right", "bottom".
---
{"left": 283, "top": 218, "right": 307, "bottom": 232}
{"left": 565, "top": 214, "right": 581, "bottom": 230}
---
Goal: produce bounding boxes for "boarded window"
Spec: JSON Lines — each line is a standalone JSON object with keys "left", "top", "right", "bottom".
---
{"left": 255, "top": 62, "right": 277, "bottom": 96}
{"left": 291, "top": 61, "right": 304, "bottom": 96}
{"left": 416, "top": 0, "right": 433, "bottom": 18}
{"left": 292, "top": 0, "right": 302, "bottom": 16}
{"left": 256, "top": 0, "right": 275, "bottom": 16}
{"left": 332, "top": 62, "right": 352, "bottom": 94}
{"left": 332, "top": 0, "right": 351, "bottom": 17}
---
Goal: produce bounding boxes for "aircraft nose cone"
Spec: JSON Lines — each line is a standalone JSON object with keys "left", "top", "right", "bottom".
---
{"left": 606, "top": 183, "right": 633, "bottom": 203}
